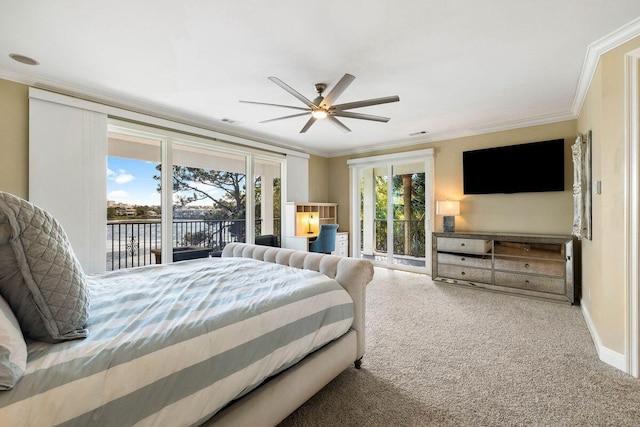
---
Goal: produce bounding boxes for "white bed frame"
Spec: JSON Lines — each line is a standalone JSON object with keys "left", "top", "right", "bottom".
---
{"left": 204, "top": 243, "right": 373, "bottom": 426}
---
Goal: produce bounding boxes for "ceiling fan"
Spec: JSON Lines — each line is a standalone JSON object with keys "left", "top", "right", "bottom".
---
{"left": 240, "top": 73, "right": 399, "bottom": 133}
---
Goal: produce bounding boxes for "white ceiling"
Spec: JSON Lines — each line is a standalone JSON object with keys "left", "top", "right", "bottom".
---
{"left": 2, "top": 1, "right": 640, "bottom": 157}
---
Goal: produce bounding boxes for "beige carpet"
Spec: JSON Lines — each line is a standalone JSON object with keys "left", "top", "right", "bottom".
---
{"left": 279, "top": 267, "right": 640, "bottom": 426}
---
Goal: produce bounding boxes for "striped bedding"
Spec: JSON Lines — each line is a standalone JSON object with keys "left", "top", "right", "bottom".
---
{"left": 0, "top": 257, "right": 354, "bottom": 427}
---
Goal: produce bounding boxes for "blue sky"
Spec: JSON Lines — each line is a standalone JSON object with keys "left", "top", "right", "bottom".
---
{"left": 107, "top": 157, "right": 161, "bottom": 206}
{"left": 107, "top": 157, "right": 225, "bottom": 206}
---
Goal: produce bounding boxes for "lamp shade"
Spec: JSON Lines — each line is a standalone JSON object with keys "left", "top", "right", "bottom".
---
{"left": 436, "top": 200, "right": 460, "bottom": 216}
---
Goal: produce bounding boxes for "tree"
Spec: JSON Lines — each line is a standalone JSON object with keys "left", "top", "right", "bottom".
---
{"left": 156, "top": 165, "right": 246, "bottom": 219}
{"left": 107, "top": 206, "right": 117, "bottom": 219}
{"left": 154, "top": 165, "right": 247, "bottom": 243}
{"left": 372, "top": 172, "right": 426, "bottom": 256}
{"left": 254, "top": 176, "right": 282, "bottom": 234}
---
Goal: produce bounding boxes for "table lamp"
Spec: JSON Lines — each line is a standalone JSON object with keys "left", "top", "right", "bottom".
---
{"left": 437, "top": 200, "right": 460, "bottom": 232}
{"left": 308, "top": 213, "right": 315, "bottom": 234}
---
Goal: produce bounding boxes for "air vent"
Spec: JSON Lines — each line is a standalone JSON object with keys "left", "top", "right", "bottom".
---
{"left": 9, "top": 53, "right": 39, "bottom": 66}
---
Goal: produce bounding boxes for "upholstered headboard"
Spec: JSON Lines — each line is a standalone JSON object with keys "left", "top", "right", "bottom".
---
{"left": 221, "top": 243, "right": 374, "bottom": 360}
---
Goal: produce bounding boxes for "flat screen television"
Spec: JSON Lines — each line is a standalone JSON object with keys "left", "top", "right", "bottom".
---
{"left": 463, "top": 139, "right": 565, "bottom": 194}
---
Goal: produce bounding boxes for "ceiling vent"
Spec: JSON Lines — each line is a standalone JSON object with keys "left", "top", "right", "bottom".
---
{"left": 9, "top": 53, "right": 39, "bottom": 65}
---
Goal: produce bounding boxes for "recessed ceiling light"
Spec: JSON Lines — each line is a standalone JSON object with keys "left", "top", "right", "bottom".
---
{"left": 9, "top": 53, "right": 39, "bottom": 66}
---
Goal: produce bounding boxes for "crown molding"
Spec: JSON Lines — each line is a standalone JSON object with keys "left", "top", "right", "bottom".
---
{"left": 3, "top": 16, "right": 640, "bottom": 160}
{"left": 326, "top": 110, "right": 577, "bottom": 158}
{"left": 328, "top": 17, "right": 640, "bottom": 159}
{"left": 0, "top": 67, "right": 314, "bottom": 157}
{"left": 572, "top": 16, "right": 640, "bottom": 116}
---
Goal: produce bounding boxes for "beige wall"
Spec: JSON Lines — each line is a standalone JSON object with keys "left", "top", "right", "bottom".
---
{"left": 577, "top": 36, "right": 640, "bottom": 355}
{"left": 329, "top": 120, "right": 576, "bottom": 236}
{"left": 0, "top": 79, "right": 29, "bottom": 198}
{"left": 308, "top": 154, "right": 329, "bottom": 202}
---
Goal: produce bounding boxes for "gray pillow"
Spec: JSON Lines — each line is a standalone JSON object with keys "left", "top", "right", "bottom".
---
{"left": 0, "top": 192, "right": 89, "bottom": 343}
{"left": 0, "top": 294, "right": 27, "bottom": 390}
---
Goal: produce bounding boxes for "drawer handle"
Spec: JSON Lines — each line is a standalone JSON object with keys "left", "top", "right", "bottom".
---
{"left": 461, "top": 257, "right": 466, "bottom": 261}
{"left": 461, "top": 243, "right": 466, "bottom": 247}
{"left": 524, "top": 263, "right": 530, "bottom": 269}
{"left": 461, "top": 271, "right": 465, "bottom": 276}
{"left": 525, "top": 280, "right": 530, "bottom": 285}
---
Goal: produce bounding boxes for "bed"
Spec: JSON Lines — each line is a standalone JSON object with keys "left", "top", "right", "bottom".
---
{"left": 0, "top": 192, "right": 374, "bottom": 426}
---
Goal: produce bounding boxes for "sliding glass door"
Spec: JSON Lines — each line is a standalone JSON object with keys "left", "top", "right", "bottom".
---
{"left": 106, "top": 131, "right": 162, "bottom": 270}
{"left": 350, "top": 150, "right": 434, "bottom": 273}
{"left": 171, "top": 143, "right": 247, "bottom": 254}
{"left": 106, "top": 122, "right": 284, "bottom": 270}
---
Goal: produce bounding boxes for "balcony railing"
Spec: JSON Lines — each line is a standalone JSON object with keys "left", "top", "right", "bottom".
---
{"left": 107, "top": 218, "right": 281, "bottom": 271}
{"left": 361, "top": 219, "right": 426, "bottom": 258}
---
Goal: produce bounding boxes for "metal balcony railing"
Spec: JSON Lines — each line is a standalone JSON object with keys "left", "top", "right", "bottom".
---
{"left": 107, "top": 218, "right": 281, "bottom": 271}
{"left": 360, "top": 219, "right": 426, "bottom": 258}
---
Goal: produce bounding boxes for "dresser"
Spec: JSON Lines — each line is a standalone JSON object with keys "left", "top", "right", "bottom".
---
{"left": 432, "top": 232, "right": 577, "bottom": 304}
{"left": 333, "top": 232, "right": 349, "bottom": 257}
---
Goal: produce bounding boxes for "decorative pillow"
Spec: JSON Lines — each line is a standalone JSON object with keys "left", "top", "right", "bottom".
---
{"left": 0, "top": 192, "right": 89, "bottom": 343}
{"left": 0, "top": 294, "right": 27, "bottom": 390}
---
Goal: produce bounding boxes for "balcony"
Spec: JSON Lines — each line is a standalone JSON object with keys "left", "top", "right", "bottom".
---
{"left": 107, "top": 219, "right": 280, "bottom": 271}
{"left": 360, "top": 219, "right": 426, "bottom": 267}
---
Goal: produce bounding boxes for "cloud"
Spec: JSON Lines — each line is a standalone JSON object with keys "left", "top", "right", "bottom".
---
{"left": 114, "top": 170, "right": 135, "bottom": 184}
{"left": 108, "top": 190, "right": 130, "bottom": 201}
{"left": 107, "top": 168, "right": 135, "bottom": 184}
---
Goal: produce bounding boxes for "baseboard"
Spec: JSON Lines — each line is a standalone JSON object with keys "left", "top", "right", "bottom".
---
{"left": 581, "top": 299, "right": 627, "bottom": 372}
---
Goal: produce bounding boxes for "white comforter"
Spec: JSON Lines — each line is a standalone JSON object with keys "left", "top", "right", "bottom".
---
{"left": 0, "top": 257, "right": 354, "bottom": 427}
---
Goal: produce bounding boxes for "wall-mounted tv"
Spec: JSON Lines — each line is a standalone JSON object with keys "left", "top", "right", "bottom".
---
{"left": 463, "top": 139, "right": 565, "bottom": 195}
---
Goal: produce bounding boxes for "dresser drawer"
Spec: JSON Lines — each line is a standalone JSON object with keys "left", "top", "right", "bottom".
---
{"left": 437, "top": 264, "right": 492, "bottom": 283}
{"left": 438, "top": 252, "right": 492, "bottom": 269}
{"left": 494, "top": 272, "right": 565, "bottom": 294}
{"left": 333, "top": 247, "right": 348, "bottom": 257}
{"left": 494, "top": 257, "right": 565, "bottom": 277}
{"left": 333, "top": 233, "right": 348, "bottom": 257}
{"left": 437, "top": 237, "right": 491, "bottom": 255}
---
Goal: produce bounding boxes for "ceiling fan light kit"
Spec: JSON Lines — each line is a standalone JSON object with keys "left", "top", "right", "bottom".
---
{"left": 240, "top": 73, "right": 399, "bottom": 133}
{"left": 311, "top": 110, "right": 328, "bottom": 119}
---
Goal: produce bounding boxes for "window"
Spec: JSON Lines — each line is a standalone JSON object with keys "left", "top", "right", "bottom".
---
{"left": 106, "top": 122, "right": 284, "bottom": 270}
{"left": 29, "top": 89, "right": 296, "bottom": 274}
{"left": 107, "top": 131, "right": 162, "bottom": 270}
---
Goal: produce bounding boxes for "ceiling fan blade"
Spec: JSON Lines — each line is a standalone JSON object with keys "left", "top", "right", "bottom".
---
{"left": 260, "top": 112, "right": 311, "bottom": 124}
{"left": 300, "top": 117, "right": 317, "bottom": 133}
{"left": 268, "top": 77, "right": 317, "bottom": 108}
{"left": 332, "top": 111, "right": 390, "bottom": 122}
{"left": 239, "top": 100, "right": 310, "bottom": 111}
{"left": 332, "top": 95, "right": 400, "bottom": 111}
{"left": 321, "top": 73, "right": 355, "bottom": 108}
{"left": 327, "top": 116, "right": 351, "bottom": 133}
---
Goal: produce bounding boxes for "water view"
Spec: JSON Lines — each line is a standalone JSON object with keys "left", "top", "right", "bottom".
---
{"left": 106, "top": 219, "right": 247, "bottom": 271}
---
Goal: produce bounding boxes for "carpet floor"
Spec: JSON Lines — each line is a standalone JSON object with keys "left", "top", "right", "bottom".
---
{"left": 279, "top": 267, "right": 640, "bottom": 426}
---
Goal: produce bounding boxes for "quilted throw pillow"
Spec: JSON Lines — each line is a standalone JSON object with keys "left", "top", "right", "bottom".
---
{"left": 0, "top": 294, "right": 27, "bottom": 390}
{"left": 0, "top": 192, "right": 89, "bottom": 343}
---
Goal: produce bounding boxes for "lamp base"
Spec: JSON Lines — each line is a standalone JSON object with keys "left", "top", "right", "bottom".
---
{"left": 442, "top": 216, "right": 456, "bottom": 233}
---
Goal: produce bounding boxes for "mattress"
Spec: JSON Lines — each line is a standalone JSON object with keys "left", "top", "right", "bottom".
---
{"left": 0, "top": 257, "right": 354, "bottom": 426}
